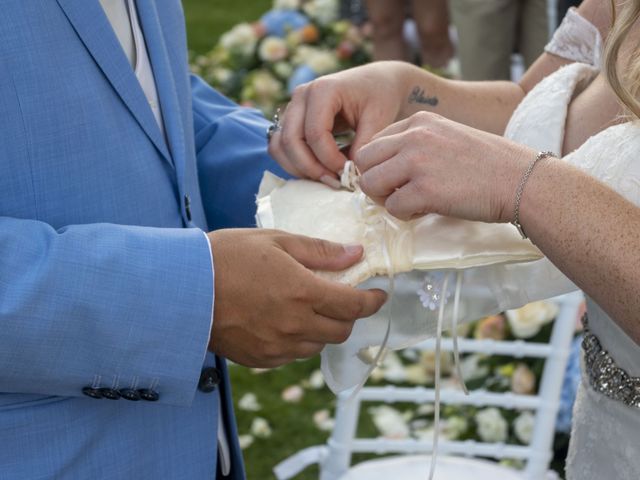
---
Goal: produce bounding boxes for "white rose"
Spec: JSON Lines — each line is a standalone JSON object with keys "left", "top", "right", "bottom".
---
{"left": 238, "top": 392, "right": 261, "bottom": 411}
{"left": 514, "top": 411, "right": 535, "bottom": 444}
{"left": 291, "top": 45, "right": 319, "bottom": 66}
{"left": 475, "top": 408, "right": 508, "bottom": 443}
{"left": 273, "top": 0, "right": 300, "bottom": 9}
{"left": 460, "top": 354, "right": 490, "bottom": 381}
{"left": 443, "top": 416, "right": 468, "bottom": 440}
{"left": 251, "top": 70, "right": 283, "bottom": 101}
{"left": 419, "top": 350, "right": 453, "bottom": 376}
{"left": 212, "top": 67, "right": 233, "bottom": 85}
{"left": 220, "top": 23, "right": 258, "bottom": 58}
{"left": 258, "top": 36, "right": 289, "bottom": 62}
{"left": 307, "top": 50, "right": 339, "bottom": 74}
{"left": 250, "top": 417, "right": 272, "bottom": 438}
{"left": 369, "top": 405, "right": 410, "bottom": 439}
{"left": 303, "top": 0, "right": 338, "bottom": 26}
{"left": 273, "top": 61, "right": 294, "bottom": 80}
{"left": 404, "top": 364, "right": 431, "bottom": 385}
{"left": 506, "top": 301, "right": 559, "bottom": 338}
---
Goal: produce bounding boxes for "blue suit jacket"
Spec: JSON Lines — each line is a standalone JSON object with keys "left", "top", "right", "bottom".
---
{"left": 0, "top": 1, "right": 288, "bottom": 478}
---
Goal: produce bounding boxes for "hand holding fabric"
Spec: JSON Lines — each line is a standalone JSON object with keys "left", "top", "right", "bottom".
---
{"left": 355, "top": 112, "right": 536, "bottom": 223}
{"left": 207, "top": 229, "right": 387, "bottom": 368}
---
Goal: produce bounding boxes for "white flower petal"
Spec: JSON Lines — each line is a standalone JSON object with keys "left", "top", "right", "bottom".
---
{"left": 369, "top": 405, "right": 410, "bottom": 439}
{"left": 250, "top": 417, "right": 273, "bottom": 438}
{"left": 281, "top": 385, "right": 304, "bottom": 403}
{"left": 313, "top": 409, "right": 335, "bottom": 432}
{"left": 238, "top": 393, "right": 262, "bottom": 412}
{"left": 475, "top": 408, "right": 508, "bottom": 443}
{"left": 238, "top": 434, "right": 254, "bottom": 450}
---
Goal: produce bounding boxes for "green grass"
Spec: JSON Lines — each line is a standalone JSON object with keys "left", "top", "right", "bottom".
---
{"left": 229, "top": 358, "right": 381, "bottom": 480}
{"left": 183, "top": 0, "right": 273, "bottom": 55}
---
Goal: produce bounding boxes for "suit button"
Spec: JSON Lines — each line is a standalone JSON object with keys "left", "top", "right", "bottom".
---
{"left": 138, "top": 388, "right": 160, "bottom": 402}
{"left": 99, "top": 388, "right": 121, "bottom": 400}
{"left": 82, "top": 386, "right": 103, "bottom": 399}
{"left": 184, "top": 195, "right": 192, "bottom": 222}
{"left": 198, "top": 367, "right": 222, "bottom": 393}
{"left": 119, "top": 388, "right": 141, "bottom": 401}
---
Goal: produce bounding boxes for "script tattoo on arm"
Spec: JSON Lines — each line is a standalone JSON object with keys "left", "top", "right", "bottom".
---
{"left": 408, "top": 86, "right": 439, "bottom": 107}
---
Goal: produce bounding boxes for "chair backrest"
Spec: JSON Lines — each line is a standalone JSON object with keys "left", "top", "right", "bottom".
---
{"left": 315, "top": 291, "right": 583, "bottom": 480}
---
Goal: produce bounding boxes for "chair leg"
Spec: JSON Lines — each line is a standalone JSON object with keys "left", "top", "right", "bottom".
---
{"left": 320, "top": 391, "right": 362, "bottom": 479}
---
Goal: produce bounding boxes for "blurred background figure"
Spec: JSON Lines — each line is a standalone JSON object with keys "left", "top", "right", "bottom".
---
{"left": 449, "top": 0, "right": 549, "bottom": 80}
{"left": 558, "top": 0, "right": 583, "bottom": 23}
{"left": 365, "top": 0, "right": 454, "bottom": 68}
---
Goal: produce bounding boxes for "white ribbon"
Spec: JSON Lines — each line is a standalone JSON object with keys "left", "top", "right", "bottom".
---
{"left": 340, "top": 162, "right": 469, "bottom": 478}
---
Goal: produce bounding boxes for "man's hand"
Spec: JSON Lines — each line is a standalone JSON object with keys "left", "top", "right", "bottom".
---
{"left": 268, "top": 62, "right": 414, "bottom": 186}
{"left": 207, "top": 229, "right": 387, "bottom": 368}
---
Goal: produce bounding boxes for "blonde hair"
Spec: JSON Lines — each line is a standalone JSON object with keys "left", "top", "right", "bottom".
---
{"left": 605, "top": 0, "right": 640, "bottom": 119}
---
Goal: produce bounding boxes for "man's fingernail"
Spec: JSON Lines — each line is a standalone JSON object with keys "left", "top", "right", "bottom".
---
{"left": 320, "top": 175, "right": 342, "bottom": 189}
{"left": 343, "top": 244, "right": 363, "bottom": 256}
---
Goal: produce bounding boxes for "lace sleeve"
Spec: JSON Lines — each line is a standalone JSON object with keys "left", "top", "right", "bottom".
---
{"left": 545, "top": 8, "right": 603, "bottom": 69}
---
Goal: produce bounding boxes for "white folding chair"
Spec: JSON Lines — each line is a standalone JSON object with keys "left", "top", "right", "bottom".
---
{"left": 274, "top": 291, "right": 583, "bottom": 480}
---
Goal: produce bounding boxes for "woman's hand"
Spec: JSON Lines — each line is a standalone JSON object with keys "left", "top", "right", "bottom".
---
{"left": 268, "top": 62, "right": 415, "bottom": 186}
{"left": 355, "top": 112, "right": 536, "bottom": 223}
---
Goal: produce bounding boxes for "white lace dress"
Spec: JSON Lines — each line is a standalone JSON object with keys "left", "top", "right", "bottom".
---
{"left": 504, "top": 61, "right": 640, "bottom": 478}
{"left": 503, "top": 12, "right": 640, "bottom": 478}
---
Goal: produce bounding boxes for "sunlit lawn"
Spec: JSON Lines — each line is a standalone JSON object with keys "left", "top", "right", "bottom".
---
{"left": 183, "top": 0, "right": 272, "bottom": 55}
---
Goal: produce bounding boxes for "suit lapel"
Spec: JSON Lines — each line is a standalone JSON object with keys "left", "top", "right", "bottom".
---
{"left": 56, "top": 0, "right": 171, "bottom": 164}
{"left": 135, "top": 0, "right": 187, "bottom": 188}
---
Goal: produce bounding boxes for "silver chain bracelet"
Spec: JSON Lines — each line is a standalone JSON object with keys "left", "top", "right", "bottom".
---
{"left": 511, "top": 151, "right": 556, "bottom": 239}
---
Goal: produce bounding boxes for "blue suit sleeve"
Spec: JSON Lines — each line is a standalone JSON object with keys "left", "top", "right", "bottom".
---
{"left": 0, "top": 217, "right": 213, "bottom": 407}
{"left": 190, "top": 74, "right": 292, "bottom": 230}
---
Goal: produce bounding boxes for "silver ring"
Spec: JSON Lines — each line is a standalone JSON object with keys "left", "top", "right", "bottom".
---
{"left": 266, "top": 108, "right": 282, "bottom": 141}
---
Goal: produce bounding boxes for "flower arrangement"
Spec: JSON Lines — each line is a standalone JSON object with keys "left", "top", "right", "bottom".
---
{"left": 191, "top": 0, "right": 372, "bottom": 116}
{"left": 365, "top": 300, "right": 583, "bottom": 471}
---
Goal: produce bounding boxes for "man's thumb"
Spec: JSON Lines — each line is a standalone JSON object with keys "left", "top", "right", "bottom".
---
{"left": 281, "top": 235, "right": 364, "bottom": 271}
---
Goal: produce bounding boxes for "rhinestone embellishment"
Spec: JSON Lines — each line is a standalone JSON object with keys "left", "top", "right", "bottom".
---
{"left": 581, "top": 314, "right": 640, "bottom": 409}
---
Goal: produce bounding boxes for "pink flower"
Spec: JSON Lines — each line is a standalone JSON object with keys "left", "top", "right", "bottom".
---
{"left": 474, "top": 315, "right": 507, "bottom": 341}
{"left": 511, "top": 363, "right": 536, "bottom": 394}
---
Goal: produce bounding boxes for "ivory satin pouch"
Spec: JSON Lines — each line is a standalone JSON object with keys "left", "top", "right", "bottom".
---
{"left": 256, "top": 172, "right": 543, "bottom": 392}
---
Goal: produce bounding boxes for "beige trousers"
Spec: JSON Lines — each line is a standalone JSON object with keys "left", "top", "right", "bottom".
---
{"left": 450, "top": 0, "right": 549, "bottom": 80}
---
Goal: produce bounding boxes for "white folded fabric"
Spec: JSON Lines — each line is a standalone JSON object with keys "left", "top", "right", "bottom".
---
{"left": 256, "top": 172, "right": 543, "bottom": 392}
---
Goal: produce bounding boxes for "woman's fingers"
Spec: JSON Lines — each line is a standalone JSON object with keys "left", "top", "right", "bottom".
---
{"left": 359, "top": 155, "right": 411, "bottom": 199}
{"left": 268, "top": 129, "right": 303, "bottom": 178}
{"left": 385, "top": 181, "right": 432, "bottom": 220}
{"left": 278, "top": 87, "right": 336, "bottom": 182}
{"left": 303, "top": 81, "right": 350, "bottom": 175}
{"left": 354, "top": 132, "right": 406, "bottom": 173}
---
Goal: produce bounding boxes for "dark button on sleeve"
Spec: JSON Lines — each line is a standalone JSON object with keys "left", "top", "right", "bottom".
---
{"left": 198, "top": 367, "right": 222, "bottom": 393}
{"left": 119, "top": 388, "right": 141, "bottom": 401}
{"left": 138, "top": 388, "right": 160, "bottom": 402}
{"left": 99, "top": 388, "right": 121, "bottom": 400}
{"left": 82, "top": 386, "right": 103, "bottom": 399}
